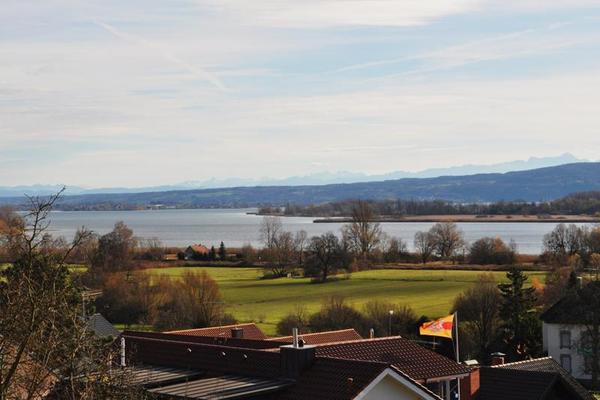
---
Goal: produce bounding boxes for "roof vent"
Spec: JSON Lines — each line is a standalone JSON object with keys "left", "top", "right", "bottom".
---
{"left": 231, "top": 327, "right": 244, "bottom": 339}
{"left": 491, "top": 352, "right": 506, "bottom": 366}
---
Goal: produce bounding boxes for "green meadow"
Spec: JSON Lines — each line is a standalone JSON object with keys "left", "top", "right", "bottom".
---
{"left": 145, "top": 267, "right": 546, "bottom": 335}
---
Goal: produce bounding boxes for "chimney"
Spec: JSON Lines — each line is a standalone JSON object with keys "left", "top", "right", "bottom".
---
{"left": 231, "top": 327, "right": 244, "bottom": 339}
{"left": 490, "top": 352, "right": 506, "bottom": 366}
{"left": 280, "top": 328, "right": 316, "bottom": 378}
{"left": 460, "top": 368, "right": 480, "bottom": 400}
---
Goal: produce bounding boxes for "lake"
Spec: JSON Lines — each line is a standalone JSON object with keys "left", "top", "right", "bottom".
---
{"left": 43, "top": 209, "right": 596, "bottom": 254}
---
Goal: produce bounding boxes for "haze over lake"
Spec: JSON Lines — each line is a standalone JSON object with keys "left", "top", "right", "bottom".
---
{"left": 44, "top": 209, "right": 596, "bottom": 254}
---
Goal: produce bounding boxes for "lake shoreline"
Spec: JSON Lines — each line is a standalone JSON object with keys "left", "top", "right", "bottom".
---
{"left": 251, "top": 212, "right": 600, "bottom": 224}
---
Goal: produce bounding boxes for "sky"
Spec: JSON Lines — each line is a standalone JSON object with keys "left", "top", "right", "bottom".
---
{"left": 1, "top": 0, "right": 600, "bottom": 187}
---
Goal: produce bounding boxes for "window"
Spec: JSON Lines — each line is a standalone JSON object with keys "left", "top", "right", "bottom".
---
{"left": 560, "top": 330, "right": 571, "bottom": 349}
{"left": 560, "top": 354, "right": 572, "bottom": 373}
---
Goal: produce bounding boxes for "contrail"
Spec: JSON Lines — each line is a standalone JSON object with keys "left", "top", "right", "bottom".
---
{"left": 93, "top": 20, "right": 227, "bottom": 91}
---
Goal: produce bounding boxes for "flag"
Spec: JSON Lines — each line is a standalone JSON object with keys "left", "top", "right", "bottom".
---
{"left": 419, "top": 314, "right": 454, "bottom": 339}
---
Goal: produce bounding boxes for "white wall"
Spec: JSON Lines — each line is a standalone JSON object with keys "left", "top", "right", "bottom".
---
{"left": 361, "top": 375, "right": 425, "bottom": 400}
{"left": 544, "top": 322, "right": 589, "bottom": 380}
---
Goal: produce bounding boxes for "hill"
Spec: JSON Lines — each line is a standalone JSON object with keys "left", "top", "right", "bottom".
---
{"left": 3, "top": 162, "right": 600, "bottom": 210}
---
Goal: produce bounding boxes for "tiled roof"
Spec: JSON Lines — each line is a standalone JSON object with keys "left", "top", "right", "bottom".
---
{"left": 540, "top": 295, "right": 587, "bottom": 325}
{"left": 166, "top": 323, "right": 267, "bottom": 340}
{"left": 187, "top": 244, "right": 209, "bottom": 254}
{"left": 272, "top": 357, "right": 389, "bottom": 400}
{"left": 474, "top": 367, "right": 592, "bottom": 400}
{"left": 125, "top": 331, "right": 284, "bottom": 350}
{"left": 123, "top": 365, "right": 204, "bottom": 388}
{"left": 123, "top": 334, "right": 282, "bottom": 379}
{"left": 314, "top": 337, "right": 470, "bottom": 381}
{"left": 149, "top": 374, "right": 293, "bottom": 399}
{"left": 124, "top": 331, "right": 446, "bottom": 400}
{"left": 268, "top": 329, "right": 363, "bottom": 345}
{"left": 86, "top": 313, "right": 120, "bottom": 338}
{"left": 495, "top": 357, "right": 593, "bottom": 400}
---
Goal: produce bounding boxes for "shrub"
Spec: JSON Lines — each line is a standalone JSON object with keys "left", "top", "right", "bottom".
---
{"left": 309, "top": 296, "right": 370, "bottom": 336}
{"left": 469, "top": 237, "right": 516, "bottom": 265}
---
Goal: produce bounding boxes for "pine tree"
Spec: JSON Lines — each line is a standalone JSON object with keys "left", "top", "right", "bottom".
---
{"left": 209, "top": 246, "right": 217, "bottom": 261}
{"left": 218, "top": 241, "right": 226, "bottom": 261}
{"left": 498, "top": 267, "right": 541, "bottom": 360}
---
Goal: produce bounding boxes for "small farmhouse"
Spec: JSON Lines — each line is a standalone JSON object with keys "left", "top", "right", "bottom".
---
{"left": 183, "top": 244, "right": 210, "bottom": 260}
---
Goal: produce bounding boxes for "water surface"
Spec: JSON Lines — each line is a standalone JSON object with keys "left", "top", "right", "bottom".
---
{"left": 45, "top": 209, "right": 595, "bottom": 254}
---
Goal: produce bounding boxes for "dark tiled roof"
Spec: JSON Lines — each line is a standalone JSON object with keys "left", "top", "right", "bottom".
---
{"left": 314, "top": 337, "right": 470, "bottom": 381}
{"left": 475, "top": 366, "right": 592, "bottom": 400}
{"left": 273, "top": 357, "right": 389, "bottom": 400}
{"left": 269, "top": 329, "right": 363, "bottom": 345}
{"left": 123, "top": 365, "right": 203, "bottom": 388}
{"left": 167, "top": 323, "right": 267, "bottom": 340}
{"left": 540, "top": 295, "right": 587, "bottom": 325}
{"left": 127, "top": 331, "right": 283, "bottom": 350}
{"left": 86, "top": 313, "right": 120, "bottom": 338}
{"left": 495, "top": 357, "right": 593, "bottom": 400}
{"left": 123, "top": 334, "right": 282, "bottom": 379}
{"left": 149, "top": 374, "right": 293, "bottom": 399}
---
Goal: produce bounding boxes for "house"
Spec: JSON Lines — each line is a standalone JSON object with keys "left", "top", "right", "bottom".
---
{"left": 464, "top": 357, "right": 593, "bottom": 400}
{"left": 121, "top": 329, "right": 474, "bottom": 399}
{"left": 183, "top": 244, "right": 210, "bottom": 260}
{"left": 540, "top": 289, "right": 594, "bottom": 384}
{"left": 122, "top": 330, "right": 443, "bottom": 400}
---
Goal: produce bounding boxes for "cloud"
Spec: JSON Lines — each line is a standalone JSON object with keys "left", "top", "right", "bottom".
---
{"left": 203, "top": 0, "right": 483, "bottom": 28}
{"left": 93, "top": 20, "right": 227, "bottom": 91}
{"left": 336, "top": 22, "right": 597, "bottom": 75}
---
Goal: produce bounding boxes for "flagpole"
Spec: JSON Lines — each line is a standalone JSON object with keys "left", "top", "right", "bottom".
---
{"left": 454, "top": 311, "right": 461, "bottom": 400}
{"left": 454, "top": 311, "right": 459, "bottom": 362}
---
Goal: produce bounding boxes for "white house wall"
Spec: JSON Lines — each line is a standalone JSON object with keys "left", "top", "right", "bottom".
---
{"left": 543, "top": 322, "right": 590, "bottom": 381}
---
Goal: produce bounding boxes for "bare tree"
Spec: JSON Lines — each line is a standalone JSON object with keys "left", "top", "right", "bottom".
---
{"left": 414, "top": 231, "right": 436, "bottom": 264}
{"left": 305, "top": 233, "right": 348, "bottom": 282}
{"left": 0, "top": 190, "right": 146, "bottom": 399}
{"left": 259, "top": 216, "right": 282, "bottom": 250}
{"left": 429, "top": 222, "right": 466, "bottom": 260}
{"left": 88, "top": 221, "right": 137, "bottom": 283}
{"left": 341, "top": 201, "right": 382, "bottom": 260}
{"left": 452, "top": 273, "right": 502, "bottom": 361}
{"left": 543, "top": 223, "right": 584, "bottom": 265}
{"left": 294, "top": 230, "right": 308, "bottom": 265}
{"left": 152, "top": 271, "right": 229, "bottom": 331}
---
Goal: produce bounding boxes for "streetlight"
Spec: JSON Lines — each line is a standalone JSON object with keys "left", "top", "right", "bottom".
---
{"left": 388, "top": 310, "right": 394, "bottom": 336}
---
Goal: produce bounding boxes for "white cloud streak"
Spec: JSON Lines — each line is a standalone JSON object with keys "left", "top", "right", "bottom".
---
{"left": 93, "top": 20, "right": 228, "bottom": 91}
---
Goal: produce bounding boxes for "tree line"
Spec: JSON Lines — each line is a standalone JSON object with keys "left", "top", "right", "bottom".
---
{"left": 265, "top": 191, "right": 600, "bottom": 217}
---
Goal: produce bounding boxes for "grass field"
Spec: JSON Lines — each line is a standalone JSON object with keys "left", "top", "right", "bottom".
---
{"left": 145, "top": 266, "right": 546, "bottom": 335}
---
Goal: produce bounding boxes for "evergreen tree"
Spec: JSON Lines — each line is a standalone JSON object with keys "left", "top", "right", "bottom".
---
{"left": 498, "top": 267, "right": 541, "bottom": 360}
{"left": 209, "top": 246, "right": 217, "bottom": 261}
{"left": 218, "top": 241, "right": 226, "bottom": 261}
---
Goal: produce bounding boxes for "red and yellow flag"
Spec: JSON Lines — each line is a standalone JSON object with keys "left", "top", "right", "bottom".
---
{"left": 419, "top": 314, "right": 454, "bottom": 339}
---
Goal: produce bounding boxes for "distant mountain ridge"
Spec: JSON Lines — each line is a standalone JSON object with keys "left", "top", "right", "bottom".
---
{"left": 0, "top": 153, "right": 583, "bottom": 197}
{"left": 2, "top": 162, "right": 600, "bottom": 210}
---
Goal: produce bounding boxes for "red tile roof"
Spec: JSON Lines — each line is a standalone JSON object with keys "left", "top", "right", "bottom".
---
{"left": 314, "top": 336, "right": 470, "bottom": 381}
{"left": 187, "top": 244, "right": 209, "bottom": 254}
{"left": 166, "top": 323, "right": 267, "bottom": 340}
{"left": 128, "top": 331, "right": 281, "bottom": 350}
{"left": 268, "top": 329, "right": 363, "bottom": 345}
